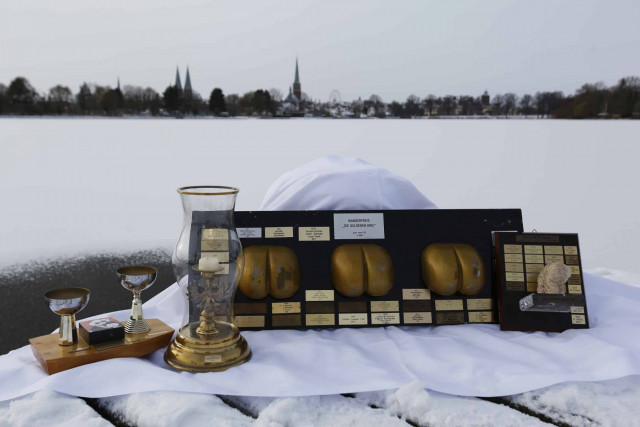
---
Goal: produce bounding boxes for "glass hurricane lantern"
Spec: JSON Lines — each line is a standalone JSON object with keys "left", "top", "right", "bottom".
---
{"left": 164, "top": 186, "right": 251, "bottom": 372}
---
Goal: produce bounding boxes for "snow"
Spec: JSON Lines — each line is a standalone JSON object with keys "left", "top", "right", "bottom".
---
{"left": 355, "top": 381, "right": 547, "bottom": 426}
{"left": 97, "top": 391, "right": 253, "bottom": 427}
{"left": 1, "top": 119, "right": 639, "bottom": 282}
{"left": 0, "top": 390, "right": 110, "bottom": 427}
{"left": 506, "top": 376, "right": 640, "bottom": 426}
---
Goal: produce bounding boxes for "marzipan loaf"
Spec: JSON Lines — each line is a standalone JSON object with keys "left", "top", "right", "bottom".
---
{"left": 422, "top": 243, "right": 485, "bottom": 296}
{"left": 331, "top": 244, "right": 394, "bottom": 297}
{"left": 239, "top": 246, "right": 300, "bottom": 299}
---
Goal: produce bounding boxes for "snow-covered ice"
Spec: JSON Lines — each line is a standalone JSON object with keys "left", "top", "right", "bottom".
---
{"left": 0, "top": 390, "right": 110, "bottom": 427}
{"left": 1, "top": 119, "right": 639, "bottom": 283}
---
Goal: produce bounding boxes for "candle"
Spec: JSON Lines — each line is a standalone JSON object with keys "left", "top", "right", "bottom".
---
{"left": 198, "top": 257, "right": 220, "bottom": 273}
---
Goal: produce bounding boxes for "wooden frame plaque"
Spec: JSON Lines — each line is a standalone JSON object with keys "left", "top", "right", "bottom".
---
{"left": 227, "top": 209, "right": 523, "bottom": 331}
{"left": 493, "top": 232, "right": 590, "bottom": 332}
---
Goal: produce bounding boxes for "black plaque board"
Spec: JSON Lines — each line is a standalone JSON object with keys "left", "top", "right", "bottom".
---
{"left": 493, "top": 232, "right": 590, "bottom": 332}
{"left": 231, "top": 209, "right": 523, "bottom": 330}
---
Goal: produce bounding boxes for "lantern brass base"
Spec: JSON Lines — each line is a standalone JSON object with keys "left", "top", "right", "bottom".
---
{"left": 164, "top": 321, "right": 251, "bottom": 372}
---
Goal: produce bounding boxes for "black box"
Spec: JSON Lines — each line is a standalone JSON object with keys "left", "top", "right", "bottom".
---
{"left": 79, "top": 317, "right": 125, "bottom": 344}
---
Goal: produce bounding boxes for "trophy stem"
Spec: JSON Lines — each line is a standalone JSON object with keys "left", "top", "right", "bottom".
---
{"left": 126, "top": 291, "right": 150, "bottom": 334}
{"left": 196, "top": 276, "right": 219, "bottom": 336}
{"left": 59, "top": 314, "right": 77, "bottom": 346}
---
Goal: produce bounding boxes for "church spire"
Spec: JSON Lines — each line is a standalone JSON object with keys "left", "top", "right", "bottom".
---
{"left": 293, "top": 58, "right": 301, "bottom": 101}
{"left": 184, "top": 66, "right": 192, "bottom": 93}
{"left": 175, "top": 67, "right": 182, "bottom": 93}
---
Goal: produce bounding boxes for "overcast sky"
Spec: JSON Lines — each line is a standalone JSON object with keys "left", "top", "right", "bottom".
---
{"left": 1, "top": 0, "right": 639, "bottom": 102}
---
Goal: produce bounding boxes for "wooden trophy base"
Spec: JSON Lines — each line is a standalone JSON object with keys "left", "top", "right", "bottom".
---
{"left": 29, "top": 318, "right": 174, "bottom": 375}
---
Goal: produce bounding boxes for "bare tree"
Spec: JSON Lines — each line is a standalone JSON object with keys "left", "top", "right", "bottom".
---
{"left": 520, "top": 94, "right": 533, "bottom": 117}
{"left": 269, "top": 88, "right": 283, "bottom": 103}
{"left": 502, "top": 93, "right": 518, "bottom": 116}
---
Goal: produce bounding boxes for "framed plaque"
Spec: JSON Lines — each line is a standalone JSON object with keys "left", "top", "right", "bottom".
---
{"left": 493, "top": 232, "right": 590, "bottom": 332}
{"left": 232, "top": 209, "right": 523, "bottom": 330}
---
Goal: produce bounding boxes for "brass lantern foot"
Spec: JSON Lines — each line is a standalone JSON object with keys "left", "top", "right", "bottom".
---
{"left": 164, "top": 321, "right": 251, "bottom": 372}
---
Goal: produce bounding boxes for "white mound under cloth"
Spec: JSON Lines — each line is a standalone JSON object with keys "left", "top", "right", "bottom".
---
{"left": 1, "top": 155, "right": 639, "bottom": 401}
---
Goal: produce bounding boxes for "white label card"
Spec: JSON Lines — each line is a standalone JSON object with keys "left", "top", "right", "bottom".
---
{"left": 237, "top": 228, "right": 262, "bottom": 238}
{"left": 333, "top": 213, "right": 385, "bottom": 240}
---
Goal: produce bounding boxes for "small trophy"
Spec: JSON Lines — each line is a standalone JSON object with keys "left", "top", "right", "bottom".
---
{"left": 117, "top": 266, "right": 157, "bottom": 333}
{"left": 44, "top": 287, "right": 90, "bottom": 346}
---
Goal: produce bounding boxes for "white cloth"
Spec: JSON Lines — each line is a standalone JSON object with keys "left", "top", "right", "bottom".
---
{"left": 1, "top": 274, "right": 639, "bottom": 401}
{"left": 260, "top": 156, "right": 437, "bottom": 210}
{"left": 1, "top": 156, "right": 639, "bottom": 401}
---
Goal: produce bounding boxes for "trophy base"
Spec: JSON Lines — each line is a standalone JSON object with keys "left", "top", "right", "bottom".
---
{"left": 125, "top": 318, "right": 151, "bottom": 334}
{"left": 164, "top": 321, "right": 251, "bottom": 372}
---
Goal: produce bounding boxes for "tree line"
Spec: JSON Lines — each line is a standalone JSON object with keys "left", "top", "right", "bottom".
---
{"left": 0, "top": 75, "right": 638, "bottom": 118}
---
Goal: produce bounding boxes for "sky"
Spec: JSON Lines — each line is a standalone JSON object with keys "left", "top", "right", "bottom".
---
{"left": 1, "top": 0, "right": 639, "bottom": 102}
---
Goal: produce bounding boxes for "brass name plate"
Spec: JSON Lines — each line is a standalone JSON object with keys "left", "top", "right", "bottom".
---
{"left": 338, "top": 313, "right": 368, "bottom": 325}
{"left": 570, "top": 265, "right": 581, "bottom": 274}
{"left": 545, "top": 254, "right": 564, "bottom": 264}
{"left": 525, "top": 254, "right": 544, "bottom": 264}
{"left": 544, "top": 246, "right": 563, "bottom": 255}
{"left": 402, "top": 289, "right": 431, "bottom": 300}
{"left": 201, "top": 252, "right": 230, "bottom": 262}
{"left": 571, "top": 314, "right": 586, "bottom": 325}
{"left": 503, "top": 244, "right": 522, "bottom": 253}
{"left": 403, "top": 300, "right": 431, "bottom": 312}
{"left": 234, "top": 303, "right": 267, "bottom": 314}
{"left": 504, "top": 253, "right": 523, "bottom": 263}
{"left": 435, "top": 300, "right": 464, "bottom": 311}
{"left": 436, "top": 312, "right": 465, "bottom": 324}
{"left": 370, "top": 301, "right": 399, "bottom": 312}
{"left": 403, "top": 312, "right": 432, "bottom": 324}
{"left": 524, "top": 245, "right": 543, "bottom": 254}
{"left": 272, "top": 302, "right": 301, "bottom": 314}
{"left": 526, "top": 264, "right": 544, "bottom": 273}
{"left": 569, "top": 275, "right": 582, "bottom": 285}
{"left": 371, "top": 312, "right": 400, "bottom": 325}
{"left": 565, "top": 255, "right": 579, "bottom": 265}
{"left": 527, "top": 282, "right": 538, "bottom": 292}
{"left": 201, "top": 240, "right": 229, "bottom": 251}
{"left": 526, "top": 272, "right": 539, "bottom": 283}
{"left": 265, "top": 227, "right": 294, "bottom": 238}
{"left": 235, "top": 315, "right": 265, "bottom": 328}
{"left": 564, "top": 246, "right": 578, "bottom": 255}
{"left": 272, "top": 314, "right": 301, "bottom": 327}
{"left": 298, "top": 227, "right": 330, "bottom": 241}
{"left": 505, "top": 263, "right": 524, "bottom": 272}
{"left": 506, "top": 272, "right": 525, "bottom": 282}
{"left": 306, "top": 314, "right": 335, "bottom": 326}
{"left": 568, "top": 285, "right": 582, "bottom": 294}
{"left": 305, "top": 290, "right": 335, "bottom": 301}
{"left": 338, "top": 301, "right": 367, "bottom": 313}
{"left": 306, "top": 301, "right": 335, "bottom": 314}
{"left": 202, "top": 228, "right": 228, "bottom": 240}
{"left": 468, "top": 311, "right": 494, "bottom": 323}
{"left": 506, "top": 282, "right": 525, "bottom": 291}
{"left": 570, "top": 306, "right": 585, "bottom": 314}
{"left": 466, "top": 298, "right": 492, "bottom": 310}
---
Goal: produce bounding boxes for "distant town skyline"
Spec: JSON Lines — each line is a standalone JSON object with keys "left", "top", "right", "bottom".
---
{"left": 1, "top": 0, "right": 639, "bottom": 101}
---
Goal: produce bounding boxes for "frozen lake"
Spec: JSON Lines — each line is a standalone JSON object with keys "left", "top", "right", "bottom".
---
{"left": 1, "top": 118, "right": 639, "bottom": 281}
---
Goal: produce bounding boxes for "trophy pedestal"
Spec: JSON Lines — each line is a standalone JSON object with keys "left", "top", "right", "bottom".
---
{"left": 164, "top": 321, "right": 251, "bottom": 372}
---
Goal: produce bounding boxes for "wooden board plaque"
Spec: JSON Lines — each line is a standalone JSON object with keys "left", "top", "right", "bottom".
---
{"left": 493, "top": 232, "right": 590, "bottom": 332}
{"left": 29, "top": 318, "right": 174, "bottom": 375}
{"left": 224, "top": 209, "right": 523, "bottom": 330}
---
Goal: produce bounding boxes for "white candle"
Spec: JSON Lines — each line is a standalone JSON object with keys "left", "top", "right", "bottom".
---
{"left": 198, "top": 257, "right": 220, "bottom": 273}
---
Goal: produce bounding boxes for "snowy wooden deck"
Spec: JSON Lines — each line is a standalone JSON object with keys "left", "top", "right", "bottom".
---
{"left": 2, "top": 376, "right": 638, "bottom": 426}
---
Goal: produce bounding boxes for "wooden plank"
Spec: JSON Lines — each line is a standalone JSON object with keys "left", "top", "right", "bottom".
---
{"left": 29, "top": 319, "right": 174, "bottom": 375}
